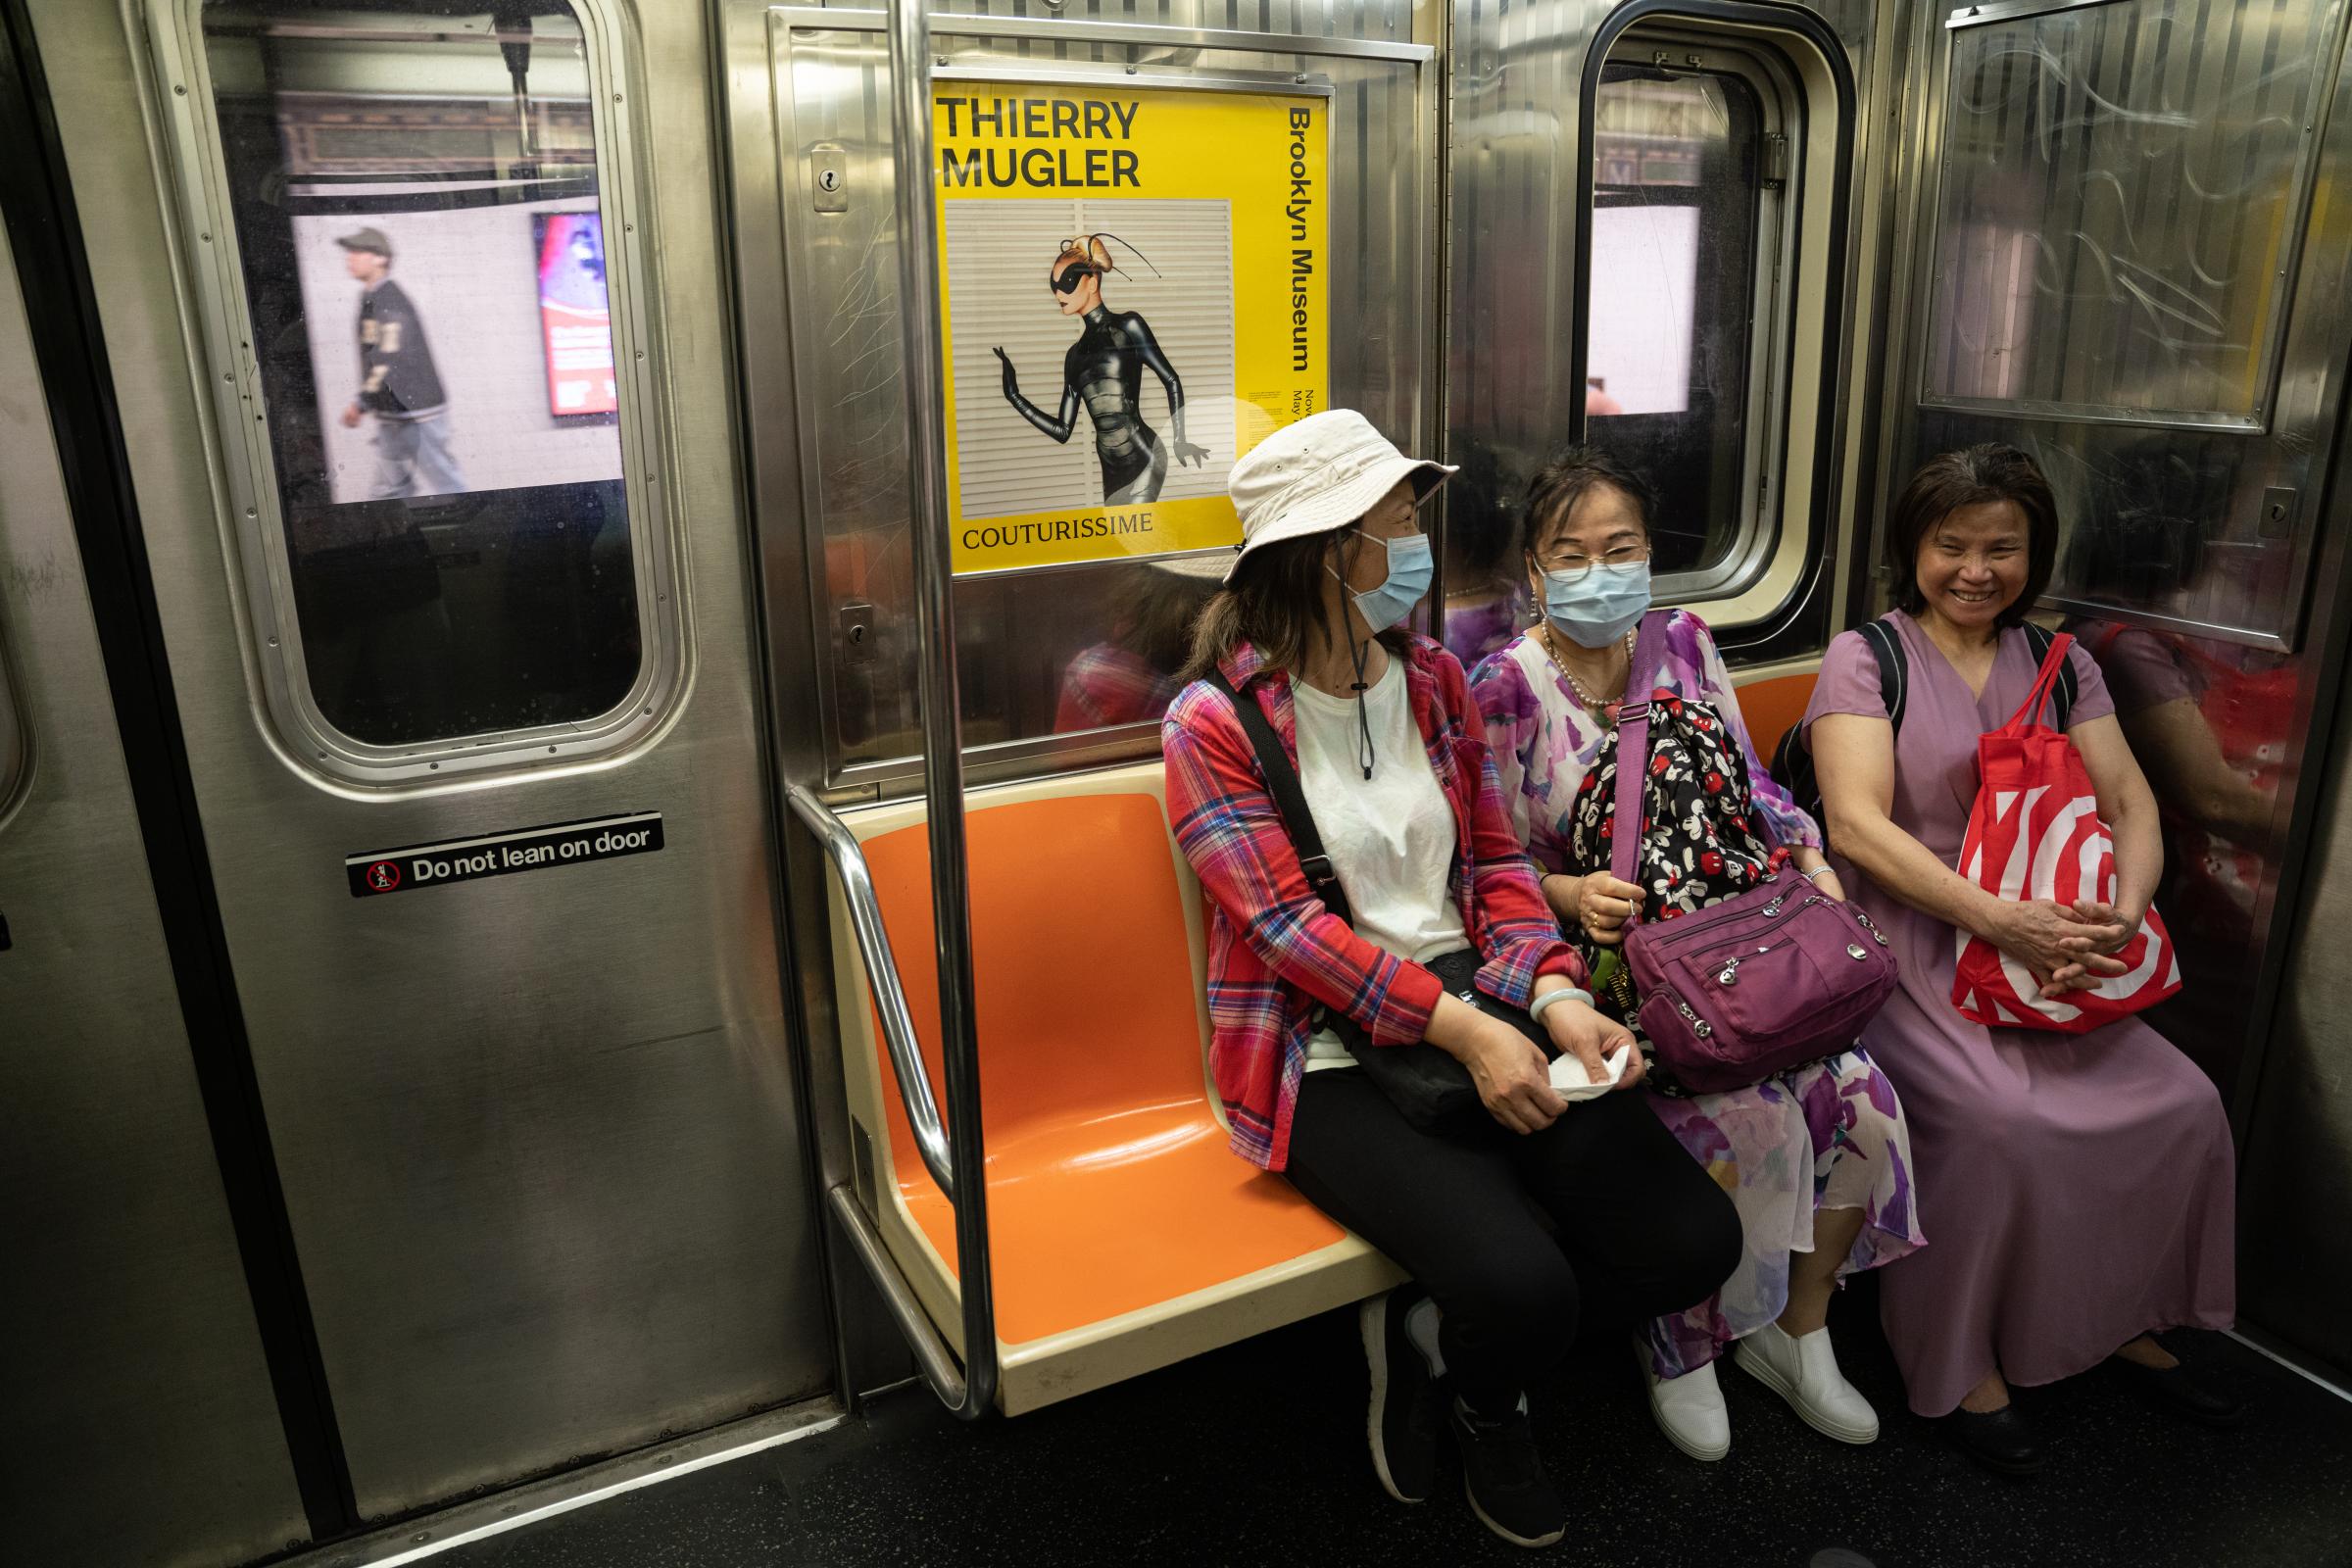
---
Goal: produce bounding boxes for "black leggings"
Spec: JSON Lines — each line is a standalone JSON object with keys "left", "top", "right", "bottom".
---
{"left": 1285, "top": 1070, "right": 1742, "bottom": 1415}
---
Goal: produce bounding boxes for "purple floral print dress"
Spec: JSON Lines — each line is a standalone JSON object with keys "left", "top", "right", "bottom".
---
{"left": 1471, "top": 610, "right": 1927, "bottom": 1378}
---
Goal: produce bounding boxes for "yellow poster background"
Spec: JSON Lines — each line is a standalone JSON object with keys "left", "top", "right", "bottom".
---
{"left": 933, "top": 81, "right": 1330, "bottom": 574}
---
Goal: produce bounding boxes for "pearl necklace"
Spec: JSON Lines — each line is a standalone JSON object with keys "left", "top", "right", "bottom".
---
{"left": 1541, "top": 625, "right": 1639, "bottom": 718}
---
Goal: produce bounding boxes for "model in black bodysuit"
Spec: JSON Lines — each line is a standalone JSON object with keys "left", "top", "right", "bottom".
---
{"left": 992, "top": 235, "right": 1209, "bottom": 505}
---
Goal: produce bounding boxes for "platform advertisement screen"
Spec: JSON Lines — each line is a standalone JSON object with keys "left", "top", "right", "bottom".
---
{"left": 535, "top": 211, "right": 618, "bottom": 417}
{"left": 290, "top": 197, "right": 624, "bottom": 506}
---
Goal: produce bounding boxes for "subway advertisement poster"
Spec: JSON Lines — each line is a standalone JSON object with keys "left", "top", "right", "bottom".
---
{"left": 535, "top": 211, "right": 618, "bottom": 418}
{"left": 933, "top": 81, "right": 1330, "bottom": 574}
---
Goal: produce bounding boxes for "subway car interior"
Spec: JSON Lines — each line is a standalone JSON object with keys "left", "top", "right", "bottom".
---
{"left": 8, "top": 0, "right": 2352, "bottom": 1563}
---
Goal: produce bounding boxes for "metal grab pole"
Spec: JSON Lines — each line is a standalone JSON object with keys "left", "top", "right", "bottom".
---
{"left": 881, "top": 0, "right": 997, "bottom": 1418}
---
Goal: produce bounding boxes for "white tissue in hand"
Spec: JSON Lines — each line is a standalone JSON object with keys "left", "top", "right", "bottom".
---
{"left": 1548, "top": 1045, "right": 1631, "bottom": 1102}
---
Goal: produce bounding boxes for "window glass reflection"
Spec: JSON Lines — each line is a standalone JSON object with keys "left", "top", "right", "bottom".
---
{"left": 203, "top": 2, "right": 640, "bottom": 747}
{"left": 1586, "top": 67, "right": 1763, "bottom": 578}
{"left": 1926, "top": 0, "right": 2328, "bottom": 422}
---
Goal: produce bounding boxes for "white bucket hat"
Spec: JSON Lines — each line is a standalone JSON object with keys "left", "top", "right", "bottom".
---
{"left": 1224, "top": 410, "right": 1456, "bottom": 583}
{"left": 1144, "top": 552, "right": 1234, "bottom": 581}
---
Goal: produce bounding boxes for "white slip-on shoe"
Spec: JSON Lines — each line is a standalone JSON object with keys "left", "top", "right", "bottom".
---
{"left": 1637, "top": 1341, "right": 1731, "bottom": 1462}
{"left": 1733, "top": 1321, "right": 1880, "bottom": 1445}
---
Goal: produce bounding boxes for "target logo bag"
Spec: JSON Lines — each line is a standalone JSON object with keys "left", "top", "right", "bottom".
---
{"left": 1951, "top": 631, "right": 2181, "bottom": 1032}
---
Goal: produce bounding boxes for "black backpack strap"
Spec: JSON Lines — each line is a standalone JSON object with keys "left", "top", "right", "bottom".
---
{"left": 1205, "top": 668, "right": 1353, "bottom": 927}
{"left": 2022, "top": 622, "right": 2078, "bottom": 729}
{"left": 1857, "top": 617, "right": 1907, "bottom": 737}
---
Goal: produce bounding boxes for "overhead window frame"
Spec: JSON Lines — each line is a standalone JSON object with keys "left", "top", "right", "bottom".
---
{"left": 137, "top": 0, "right": 685, "bottom": 788}
{"left": 1569, "top": 0, "right": 1858, "bottom": 635}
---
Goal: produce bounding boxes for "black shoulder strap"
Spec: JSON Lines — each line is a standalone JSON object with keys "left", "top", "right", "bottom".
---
{"left": 1857, "top": 617, "right": 1908, "bottom": 737}
{"left": 1205, "top": 669, "right": 1353, "bottom": 926}
{"left": 2021, "top": 622, "right": 2078, "bottom": 729}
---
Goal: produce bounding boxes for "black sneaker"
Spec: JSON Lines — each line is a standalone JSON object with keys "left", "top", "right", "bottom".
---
{"left": 1450, "top": 1396, "right": 1566, "bottom": 1548}
{"left": 1360, "top": 1286, "right": 1442, "bottom": 1503}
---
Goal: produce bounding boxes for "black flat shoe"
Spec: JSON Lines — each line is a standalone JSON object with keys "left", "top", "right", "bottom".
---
{"left": 2119, "top": 1357, "right": 2247, "bottom": 1429}
{"left": 1941, "top": 1404, "right": 2044, "bottom": 1477}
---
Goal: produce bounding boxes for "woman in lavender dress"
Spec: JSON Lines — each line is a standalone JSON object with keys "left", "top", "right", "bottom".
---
{"left": 1471, "top": 448, "right": 1924, "bottom": 1464}
{"left": 1805, "top": 445, "right": 2238, "bottom": 1477}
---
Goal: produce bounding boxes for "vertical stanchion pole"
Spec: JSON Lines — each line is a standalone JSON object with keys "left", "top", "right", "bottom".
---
{"left": 882, "top": 0, "right": 996, "bottom": 1415}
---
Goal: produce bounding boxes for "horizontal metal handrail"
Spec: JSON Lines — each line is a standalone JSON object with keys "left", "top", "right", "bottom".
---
{"left": 786, "top": 782, "right": 955, "bottom": 1198}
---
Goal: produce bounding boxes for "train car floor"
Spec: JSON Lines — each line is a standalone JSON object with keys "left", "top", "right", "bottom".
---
{"left": 438, "top": 1280, "right": 2352, "bottom": 1567}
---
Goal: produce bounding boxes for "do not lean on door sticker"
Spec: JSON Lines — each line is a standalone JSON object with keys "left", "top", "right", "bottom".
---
{"left": 932, "top": 81, "right": 1331, "bottom": 574}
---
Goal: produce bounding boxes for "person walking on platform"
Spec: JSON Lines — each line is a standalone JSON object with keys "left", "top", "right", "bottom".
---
{"left": 337, "top": 226, "right": 466, "bottom": 500}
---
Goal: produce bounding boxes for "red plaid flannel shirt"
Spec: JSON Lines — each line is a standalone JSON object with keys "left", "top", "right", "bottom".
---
{"left": 1161, "top": 635, "right": 1583, "bottom": 1170}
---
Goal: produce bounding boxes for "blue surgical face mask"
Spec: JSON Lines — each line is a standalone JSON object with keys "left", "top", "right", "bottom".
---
{"left": 1337, "top": 528, "right": 1434, "bottom": 634}
{"left": 1543, "top": 559, "right": 1652, "bottom": 647}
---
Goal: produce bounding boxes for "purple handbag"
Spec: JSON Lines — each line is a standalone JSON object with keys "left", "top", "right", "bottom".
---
{"left": 1611, "top": 612, "right": 1898, "bottom": 1094}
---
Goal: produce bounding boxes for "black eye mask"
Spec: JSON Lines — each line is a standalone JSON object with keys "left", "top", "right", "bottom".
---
{"left": 1050, "top": 264, "right": 1098, "bottom": 295}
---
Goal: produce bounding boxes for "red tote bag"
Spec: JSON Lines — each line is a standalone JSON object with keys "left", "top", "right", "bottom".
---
{"left": 1951, "top": 631, "right": 2181, "bottom": 1032}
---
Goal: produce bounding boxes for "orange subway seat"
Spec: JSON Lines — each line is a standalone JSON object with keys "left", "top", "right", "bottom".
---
{"left": 1733, "top": 670, "right": 1819, "bottom": 770}
{"left": 860, "top": 790, "right": 1348, "bottom": 1347}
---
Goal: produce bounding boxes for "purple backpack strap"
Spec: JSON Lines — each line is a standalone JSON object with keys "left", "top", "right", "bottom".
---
{"left": 1608, "top": 611, "right": 1672, "bottom": 900}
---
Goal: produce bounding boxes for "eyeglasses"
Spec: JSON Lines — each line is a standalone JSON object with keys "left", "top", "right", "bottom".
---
{"left": 1534, "top": 542, "right": 1651, "bottom": 581}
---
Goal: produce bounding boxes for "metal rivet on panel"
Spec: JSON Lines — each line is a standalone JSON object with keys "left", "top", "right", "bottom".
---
{"left": 267, "top": 636, "right": 278, "bottom": 648}
{"left": 1126, "top": 63, "right": 1139, "bottom": 74}
{"left": 201, "top": 232, "right": 212, "bottom": 242}
{"left": 173, "top": 83, "right": 186, "bottom": 95}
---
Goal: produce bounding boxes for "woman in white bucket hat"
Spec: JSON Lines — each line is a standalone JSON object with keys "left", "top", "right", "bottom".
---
{"left": 1160, "top": 410, "right": 1740, "bottom": 1548}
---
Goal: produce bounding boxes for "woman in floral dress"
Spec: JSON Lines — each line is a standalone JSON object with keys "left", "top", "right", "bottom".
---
{"left": 1469, "top": 448, "right": 1925, "bottom": 1463}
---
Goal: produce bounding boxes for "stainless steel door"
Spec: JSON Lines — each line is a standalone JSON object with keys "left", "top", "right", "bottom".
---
{"left": 27, "top": 0, "right": 830, "bottom": 1522}
{"left": 0, "top": 190, "right": 307, "bottom": 1566}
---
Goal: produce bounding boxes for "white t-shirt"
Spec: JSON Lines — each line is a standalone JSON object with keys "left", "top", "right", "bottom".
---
{"left": 1290, "top": 658, "right": 1469, "bottom": 1069}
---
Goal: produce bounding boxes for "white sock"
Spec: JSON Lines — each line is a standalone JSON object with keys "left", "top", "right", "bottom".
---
{"left": 1404, "top": 1296, "right": 1446, "bottom": 1377}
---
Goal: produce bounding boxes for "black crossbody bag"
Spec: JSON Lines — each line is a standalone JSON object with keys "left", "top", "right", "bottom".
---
{"left": 1207, "top": 669, "right": 1556, "bottom": 1128}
